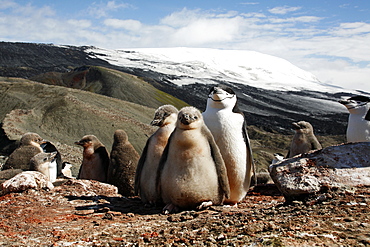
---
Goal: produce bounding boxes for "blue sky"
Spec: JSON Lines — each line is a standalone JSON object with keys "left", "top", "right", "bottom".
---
{"left": 1, "top": 0, "right": 369, "bottom": 92}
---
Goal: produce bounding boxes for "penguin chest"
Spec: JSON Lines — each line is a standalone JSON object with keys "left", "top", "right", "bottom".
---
{"left": 48, "top": 161, "right": 57, "bottom": 182}
{"left": 205, "top": 111, "right": 246, "bottom": 165}
{"left": 347, "top": 115, "right": 370, "bottom": 142}
{"left": 290, "top": 134, "right": 312, "bottom": 156}
{"left": 80, "top": 151, "right": 106, "bottom": 181}
{"left": 147, "top": 129, "right": 171, "bottom": 166}
{"left": 161, "top": 130, "right": 220, "bottom": 207}
{"left": 139, "top": 133, "right": 169, "bottom": 202}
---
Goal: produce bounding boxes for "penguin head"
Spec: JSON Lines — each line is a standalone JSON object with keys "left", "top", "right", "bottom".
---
{"left": 339, "top": 96, "right": 370, "bottom": 120}
{"left": 151, "top": 105, "right": 179, "bottom": 127}
{"left": 75, "top": 135, "right": 102, "bottom": 150}
{"left": 113, "top": 129, "right": 128, "bottom": 144}
{"left": 292, "top": 121, "right": 314, "bottom": 134}
{"left": 206, "top": 85, "right": 237, "bottom": 110}
{"left": 177, "top": 106, "right": 203, "bottom": 130}
{"left": 273, "top": 153, "right": 285, "bottom": 161}
{"left": 20, "top": 132, "right": 46, "bottom": 147}
{"left": 29, "top": 151, "right": 58, "bottom": 180}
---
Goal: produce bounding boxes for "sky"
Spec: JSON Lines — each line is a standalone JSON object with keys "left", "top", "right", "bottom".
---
{"left": 0, "top": 0, "right": 369, "bottom": 93}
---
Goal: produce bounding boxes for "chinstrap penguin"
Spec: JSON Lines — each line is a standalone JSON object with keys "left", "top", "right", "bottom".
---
{"left": 339, "top": 95, "right": 370, "bottom": 143}
{"left": 157, "top": 106, "right": 230, "bottom": 214}
{"left": 61, "top": 162, "right": 74, "bottom": 179}
{"left": 202, "top": 85, "right": 255, "bottom": 205}
{"left": 3, "top": 132, "right": 46, "bottom": 171}
{"left": 75, "top": 135, "right": 110, "bottom": 182}
{"left": 29, "top": 151, "right": 58, "bottom": 182}
{"left": 41, "top": 141, "right": 63, "bottom": 179}
{"left": 108, "top": 129, "right": 140, "bottom": 197}
{"left": 286, "top": 121, "right": 322, "bottom": 158}
{"left": 135, "top": 104, "right": 178, "bottom": 206}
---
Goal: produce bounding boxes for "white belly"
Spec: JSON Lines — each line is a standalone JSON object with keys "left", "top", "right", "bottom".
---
{"left": 347, "top": 116, "right": 370, "bottom": 142}
{"left": 48, "top": 160, "right": 57, "bottom": 182}
{"left": 203, "top": 110, "right": 249, "bottom": 203}
{"left": 160, "top": 130, "right": 220, "bottom": 208}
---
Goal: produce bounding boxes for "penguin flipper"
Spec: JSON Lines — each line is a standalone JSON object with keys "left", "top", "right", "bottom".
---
{"left": 365, "top": 109, "right": 370, "bottom": 121}
{"left": 96, "top": 146, "right": 110, "bottom": 181}
{"left": 203, "top": 125, "right": 230, "bottom": 199}
{"left": 155, "top": 130, "right": 174, "bottom": 199}
{"left": 242, "top": 119, "right": 256, "bottom": 185}
{"left": 311, "top": 139, "right": 322, "bottom": 150}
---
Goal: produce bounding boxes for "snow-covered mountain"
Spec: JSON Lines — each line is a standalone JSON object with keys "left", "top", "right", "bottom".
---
{"left": 88, "top": 47, "right": 345, "bottom": 93}
{"left": 0, "top": 42, "right": 359, "bottom": 135}
{"left": 86, "top": 46, "right": 357, "bottom": 135}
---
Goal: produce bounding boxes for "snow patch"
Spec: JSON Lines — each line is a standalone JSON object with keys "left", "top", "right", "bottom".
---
{"left": 87, "top": 47, "right": 349, "bottom": 93}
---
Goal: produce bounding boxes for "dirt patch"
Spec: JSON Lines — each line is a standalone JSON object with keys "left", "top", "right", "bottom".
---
{"left": 0, "top": 180, "right": 369, "bottom": 246}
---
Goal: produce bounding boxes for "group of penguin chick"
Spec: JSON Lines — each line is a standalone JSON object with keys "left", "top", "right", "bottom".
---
{"left": 2, "top": 86, "right": 370, "bottom": 214}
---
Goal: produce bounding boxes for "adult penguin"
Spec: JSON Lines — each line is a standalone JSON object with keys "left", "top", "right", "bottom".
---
{"left": 339, "top": 95, "right": 370, "bottom": 143}
{"left": 202, "top": 85, "right": 255, "bottom": 206}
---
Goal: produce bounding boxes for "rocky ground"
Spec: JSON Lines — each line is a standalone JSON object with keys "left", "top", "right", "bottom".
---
{"left": 1, "top": 179, "right": 369, "bottom": 246}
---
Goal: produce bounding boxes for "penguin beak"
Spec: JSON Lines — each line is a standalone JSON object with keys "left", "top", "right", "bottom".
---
{"left": 209, "top": 87, "right": 223, "bottom": 100}
{"left": 50, "top": 151, "right": 58, "bottom": 160}
{"left": 213, "top": 87, "right": 223, "bottom": 94}
{"left": 179, "top": 114, "right": 196, "bottom": 125}
{"left": 150, "top": 118, "right": 162, "bottom": 126}
{"left": 291, "top": 122, "right": 301, "bottom": 129}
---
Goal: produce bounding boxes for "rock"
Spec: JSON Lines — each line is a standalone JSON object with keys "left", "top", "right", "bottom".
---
{"left": 0, "top": 169, "right": 24, "bottom": 184}
{"left": 1, "top": 171, "right": 54, "bottom": 194}
{"left": 269, "top": 142, "right": 370, "bottom": 201}
{"left": 54, "top": 179, "right": 119, "bottom": 197}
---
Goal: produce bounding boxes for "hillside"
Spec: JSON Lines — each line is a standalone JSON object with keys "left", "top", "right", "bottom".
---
{"left": 30, "top": 65, "right": 188, "bottom": 110}
{"left": 0, "top": 77, "right": 161, "bottom": 175}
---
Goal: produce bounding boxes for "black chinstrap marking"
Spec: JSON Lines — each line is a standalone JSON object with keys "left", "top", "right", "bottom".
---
{"left": 208, "top": 95, "right": 235, "bottom": 102}
{"left": 347, "top": 102, "right": 368, "bottom": 110}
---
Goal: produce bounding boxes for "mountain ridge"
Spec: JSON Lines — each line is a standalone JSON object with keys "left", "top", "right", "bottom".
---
{"left": 0, "top": 41, "right": 357, "bottom": 135}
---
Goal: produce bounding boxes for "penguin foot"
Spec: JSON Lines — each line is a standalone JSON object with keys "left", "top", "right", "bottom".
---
{"left": 223, "top": 203, "right": 238, "bottom": 208}
{"left": 162, "top": 203, "right": 179, "bottom": 214}
{"left": 197, "top": 201, "right": 213, "bottom": 210}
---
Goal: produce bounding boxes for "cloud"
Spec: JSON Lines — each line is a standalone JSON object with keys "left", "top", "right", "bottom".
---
{"left": 104, "top": 19, "right": 142, "bottom": 30}
{"left": 0, "top": 0, "right": 17, "bottom": 9}
{"left": 0, "top": 2, "right": 369, "bottom": 92}
{"left": 330, "top": 22, "right": 370, "bottom": 36}
{"left": 268, "top": 6, "right": 301, "bottom": 15}
{"left": 87, "top": 1, "right": 131, "bottom": 19}
{"left": 240, "top": 2, "right": 259, "bottom": 5}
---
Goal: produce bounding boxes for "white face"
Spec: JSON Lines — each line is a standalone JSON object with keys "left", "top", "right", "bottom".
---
{"left": 341, "top": 99, "right": 369, "bottom": 115}
{"left": 207, "top": 87, "right": 236, "bottom": 109}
